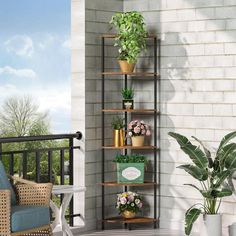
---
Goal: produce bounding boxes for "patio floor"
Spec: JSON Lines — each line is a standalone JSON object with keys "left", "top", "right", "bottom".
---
{"left": 79, "top": 229, "right": 183, "bottom": 236}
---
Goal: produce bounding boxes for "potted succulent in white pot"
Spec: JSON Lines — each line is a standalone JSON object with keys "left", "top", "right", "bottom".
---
{"left": 121, "top": 88, "right": 134, "bottom": 110}
{"left": 168, "top": 131, "right": 236, "bottom": 236}
{"left": 110, "top": 11, "right": 148, "bottom": 73}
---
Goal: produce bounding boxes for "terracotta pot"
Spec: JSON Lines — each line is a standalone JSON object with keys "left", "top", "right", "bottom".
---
{"left": 121, "top": 210, "right": 136, "bottom": 219}
{"left": 113, "top": 129, "right": 124, "bottom": 147}
{"left": 118, "top": 60, "right": 135, "bottom": 73}
{"left": 131, "top": 136, "right": 145, "bottom": 147}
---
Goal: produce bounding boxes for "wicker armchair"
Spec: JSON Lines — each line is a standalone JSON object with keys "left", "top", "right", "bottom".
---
{"left": 0, "top": 176, "right": 52, "bottom": 236}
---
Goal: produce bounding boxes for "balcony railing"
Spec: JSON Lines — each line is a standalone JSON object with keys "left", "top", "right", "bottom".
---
{"left": 0, "top": 131, "right": 82, "bottom": 226}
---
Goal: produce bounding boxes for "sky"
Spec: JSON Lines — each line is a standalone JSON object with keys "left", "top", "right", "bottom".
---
{"left": 0, "top": 0, "right": 71, "bottom": 133}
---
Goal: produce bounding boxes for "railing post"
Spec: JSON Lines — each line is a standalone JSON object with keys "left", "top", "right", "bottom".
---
{"left": 69, "top": 137, "right": 74, "bottom": 226}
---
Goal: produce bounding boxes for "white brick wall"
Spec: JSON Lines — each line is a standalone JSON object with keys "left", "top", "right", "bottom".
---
{"left": 124, "top": 0, "right": 236, "bottom": 235}
{"left": 72, "top": 0, "right": 236, "bottom": 234}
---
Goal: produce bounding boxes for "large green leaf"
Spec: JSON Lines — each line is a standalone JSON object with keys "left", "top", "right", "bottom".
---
{"left": 192, "top": 136, "right": 211, "bottom": 158}
{"left": 185, "top": 208, "right": 201, "bottom": 235}
{"left": 178, "top": 164, "right": 208, "bottom": 181}
{"left": 217, "top": 143, "right": 236, "bottom": 167}
{"left": 217, "top": 131, "right": 236, "bottom": 154}
{"left": 214, "top": 187, "right": 233, "bottom": 198}
{"left": 213, "top": 170, "right": 231, "bottom": 188}
{"left": 168, "top": 132, "right": 191, "bottom": 147}
{"left": 201, "top": 187, "right": 233, "bottom": 199}
{"left": 224, "top": 151, "right": 236, "bottom": 170}
{"left": 192, "top": 136, "right": 213, "bottom": 168}
{"left": 200, "top": 189, "right": 213, "bottom": 199}
{"left": 181, "top": 144, "right": 209, "bottom": 169}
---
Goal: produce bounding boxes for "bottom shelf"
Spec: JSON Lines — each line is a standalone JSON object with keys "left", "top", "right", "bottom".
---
{"left": 103, "top": 217, "right": 158, "bottom": 224}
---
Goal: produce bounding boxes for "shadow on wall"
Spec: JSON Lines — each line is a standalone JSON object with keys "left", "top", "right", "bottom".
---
{"left": 141, "top": 19, "right": 193, "bottom": 229}
{"left": 149, "top": 17, "right": 199, "bottom": 230}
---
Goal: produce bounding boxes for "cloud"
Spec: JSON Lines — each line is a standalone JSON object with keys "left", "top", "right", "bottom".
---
{"left": 0, "top": 66, "right": 36, "bottom": 79}
{"left": 37, "top": 34, "right": 55, "bottom": 50}
{"left": 0, "top": 83, "right": 71, "bottom": 133}
{"left": 4, "top": 35, "right": 34, "bottom": 57}
{"left": 62, "top": 39, "right": 71, "bottom": 49}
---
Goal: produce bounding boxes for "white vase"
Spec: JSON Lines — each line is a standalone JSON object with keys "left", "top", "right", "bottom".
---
{"left": 229, "top": 222, "right": 236, "bottom": 236}
{"left": 203, "top": 214, "right": 222, "bottom": 236}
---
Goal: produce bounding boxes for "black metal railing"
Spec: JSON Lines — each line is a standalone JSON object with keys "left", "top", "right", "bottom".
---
{"left": 0, "top": 131, "right": 82, "bottom": 226}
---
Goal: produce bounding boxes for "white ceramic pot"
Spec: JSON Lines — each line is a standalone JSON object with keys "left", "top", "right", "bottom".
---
{"left": 229, "top": 222, "right": 236, "bottom": 236}
{"left": 204, "top": 214, "right": 222, "bottom": 236}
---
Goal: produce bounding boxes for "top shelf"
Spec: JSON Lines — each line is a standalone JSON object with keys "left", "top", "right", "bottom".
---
{"left": 102, "top": 72, "right": 159, "bottom": 77}
{"left": 102, "top": 34, "right": 157, "bottom": 39}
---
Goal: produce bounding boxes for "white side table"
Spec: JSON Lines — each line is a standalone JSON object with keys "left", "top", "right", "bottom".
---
{"left": 50, "top": 185, "right": 86, "bottom": 236}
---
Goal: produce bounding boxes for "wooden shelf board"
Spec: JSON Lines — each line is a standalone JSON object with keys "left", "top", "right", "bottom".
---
{"left": 100, "top": 181, "right": 157, "bottom": 187}
{"left": 103, "top": 217, "right": 158, "bottom": 224}
{"left": 102, "top": 72, "right": 158, "bottom": 77}
{"left": 102, "top": 34, "right": 157, "bottom": 39}
{"left": 102, "top": 109, "right": 158, "bottom": 113}
{"left": 102, "top": 145, "right": 158, "bottom": 150}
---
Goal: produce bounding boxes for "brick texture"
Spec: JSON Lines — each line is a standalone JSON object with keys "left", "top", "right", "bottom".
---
{"left": 72, "top": 0, "right": 236, "bottom": 234}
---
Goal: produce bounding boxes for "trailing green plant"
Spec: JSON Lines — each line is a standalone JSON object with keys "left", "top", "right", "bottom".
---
{"left": 121, "top": 88, "right": 134, "bottom": 99}
{"left": 110, "top": 11, "right": 148, "bottom": 63}
{"left": 113, "top": 154, "right": 147, "bottom": 164}
{"left": 168, "top": 131, "right": 236, "bottom": 235}
{"left": 111, "top": 117, "right": 124, "bottom": 130}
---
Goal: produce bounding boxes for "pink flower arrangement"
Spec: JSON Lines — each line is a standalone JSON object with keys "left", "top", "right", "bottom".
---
{"left": 127, "top": 120, "right": 151, "bottom": 137}
{"left": 116, "top": 191, "right": 143, "bottom": 214}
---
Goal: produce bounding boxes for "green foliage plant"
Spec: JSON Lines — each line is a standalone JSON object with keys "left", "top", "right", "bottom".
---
{"left": 110, "top": 11, "right": 148, "bottom": 63}
{"left": 168, "top": 131, "right": 236, "bottom": 235}
{"left": 111, "top": 117, "right": 124, "bottom": 130}
{"left": 113, "top": 154, "right": 147, "bottom": 164}
{"left": 121, "top": 88, "right": 134, "bottom": 99}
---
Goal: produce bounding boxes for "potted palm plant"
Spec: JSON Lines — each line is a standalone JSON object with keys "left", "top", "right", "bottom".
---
{"left": 113, "top": 154, "right": 147, "bottom": 184}
{"left": 121, "top": 88, "right": 134, "bottom": 109}
{"left": 168, "top": 131, "right": 236, "bottom": 236}
{"left": 111, "top": 116, "right": 124, "bottom": 147}
{"left": 110, "top": 11, "right": 148, "bottom": 73}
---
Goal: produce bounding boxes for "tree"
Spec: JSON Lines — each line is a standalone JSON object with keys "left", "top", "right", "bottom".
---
{"left": 0, "top": 95, "right": 51, "bottom": 176}
{"left": 0, "top": 95, "right": 69, "bottom": 184}
{"left": 0, "top": 95, "right": 49, "bottom": 137}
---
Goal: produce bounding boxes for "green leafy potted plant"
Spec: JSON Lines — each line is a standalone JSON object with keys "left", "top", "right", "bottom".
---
{"left": 168, "top": 131, "right": 236, "bottom": 236}
{"left": 111, "top": 117, "right": 124, "bottom": 147}
{"left": 110, "top": 11, "right": 148, "bottom": 73}
{"left": 121, "top": 88, "right": 134, "bottom": 110}
{"left": 116, "top": 191, "right": 143, "bottom": 218}
{"left": 113, "top": 154, "right": 147, "bottom": 183}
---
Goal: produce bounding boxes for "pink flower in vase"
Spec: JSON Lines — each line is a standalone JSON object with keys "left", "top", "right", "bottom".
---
{"left": 128, "top": 123, "right": 133, "bottom": 130}
{"left": 120, "top": 197, "right": 127, "bottom": 205}
{"left": 141, "top": 129, "right": 146, "bottom": 135}
{"left": 146, "top": 129, "right": 151, "bottom": 136}
{"left": 134, "top": 126, "right": 141, "bottom": 134}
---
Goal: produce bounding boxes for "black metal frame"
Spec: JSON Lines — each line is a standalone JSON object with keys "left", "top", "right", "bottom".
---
{"left": 0, "top": 131, "right": 82, "bottom": 226}
{"left": 101, "top": 36, "right": 161, "bottom": 229}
